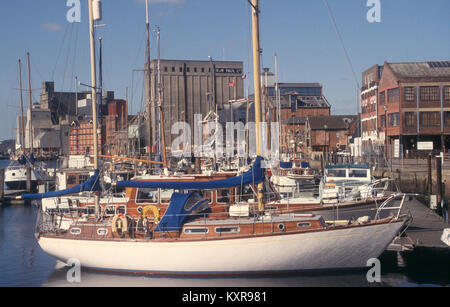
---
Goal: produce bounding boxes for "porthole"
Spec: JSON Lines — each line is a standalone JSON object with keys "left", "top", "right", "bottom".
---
{"left": 215, "top": 227, "right": 240, "bottom": 234}
{"left": 184, "top": 228, "right": 209, "bottom": 234}
{"left": 97, "top": 228, "right": 108, "bottom": 236}
{"left": 297, "top": 222, "right": 311, "bottom": 228}
{"left": 70, "top": 228, "right": 81, "bottom": 235}
{"left": 277, "top": 223, "right": 285, "bottom": 231}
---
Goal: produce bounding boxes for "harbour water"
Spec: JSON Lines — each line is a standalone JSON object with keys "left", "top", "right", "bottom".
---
{"left": 0, "top": 160, "right": 449, "bottom": 287}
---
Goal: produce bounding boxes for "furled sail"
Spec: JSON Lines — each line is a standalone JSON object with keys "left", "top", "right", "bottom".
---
{"left": 19, "top": 170, "right": 101, "bottom": 200}
{"left": 116, "top": 156, "right": 264, "bottom": 190}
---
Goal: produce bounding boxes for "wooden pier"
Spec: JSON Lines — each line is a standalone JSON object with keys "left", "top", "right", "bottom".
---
{"left": 389, "top": 197, "right": 449, "bottom": 251}
{"left": 0, "top": 189, "right": 30, "bottom": 206}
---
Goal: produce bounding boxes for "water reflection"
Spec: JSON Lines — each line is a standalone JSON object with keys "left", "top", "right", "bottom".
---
{"left": 44, "top": 264, "right": 382, "bottom": 287}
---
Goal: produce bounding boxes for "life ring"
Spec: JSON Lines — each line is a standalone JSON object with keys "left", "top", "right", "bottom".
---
{"left": 111, "top": 214, "right": 128, "bottom": 237}
{"left": 142, "top": 205, "right": 160, "bottom": 224}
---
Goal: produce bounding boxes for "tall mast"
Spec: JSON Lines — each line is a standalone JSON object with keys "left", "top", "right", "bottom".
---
{"left": 26, "top": 52, "right": 33, "bottom": 154}
{"left": 145, "top": 0, "right": 153, "bottom": 159}
{"left": 88, "top": 0, "right": 100, "bottom": 216}
{"left": 250, "top": 0, "right": 264, "bottom": 213}
{"left": 18, "top": 59, "right": 25, "bottom": 152}
{"left": 275, "top": 54, "right": 281, "bottom": 155}
{"left": 156, "top": 26, "right": 167, "bottom": 167}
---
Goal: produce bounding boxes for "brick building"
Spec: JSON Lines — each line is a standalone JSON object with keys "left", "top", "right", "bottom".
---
{"left": 69, "top": 120, "right": 102, "bottom": 156}
{"left": 305, "top": 115, "right": 357, "bottom": 156}
{"left": 361, "top": 65, "right": 383, "bottom": 148}
{"left": 376, "top": 61, "right": 450, "bottom": 156}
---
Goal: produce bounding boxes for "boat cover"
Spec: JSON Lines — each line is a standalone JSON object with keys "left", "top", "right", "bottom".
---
{"left": 116, "top": 156, "right": 264, "bottom": 190}
{"left": 20, "top": 170, "right": 101, "bottom": 200}
{"left": 280, "top": 161, "right": 292, "bottom": 169}
{"left": 154, "top": 191, "right": 209, "bottom": 233}
{"left": 325, "top": 163, "right": 370, "bottom": 169}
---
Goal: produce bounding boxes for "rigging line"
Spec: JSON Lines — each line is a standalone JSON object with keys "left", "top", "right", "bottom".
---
{"left": 322, "top": 0, "right": 360, "bottom": 90}
{"left": 62, "top": 22, "right": 75, "bottom": 91}
{"left": 69, "top": 23, "right": 80, "bottom": 92}
{"left": 51, "top": 22, "right": 71, "bottom": 81}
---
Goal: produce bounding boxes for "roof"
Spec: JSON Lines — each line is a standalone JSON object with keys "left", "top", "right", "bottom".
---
{"left": 387, "top": 61, "right": 450, "bottom": 79}
{"left": 307, "top": 115, "right": 357, "bottom": 130}
{"left": 283, "top": 116, "right": 306, "bottom": 125}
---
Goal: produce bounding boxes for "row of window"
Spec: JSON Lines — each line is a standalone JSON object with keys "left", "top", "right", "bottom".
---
{"left": 183, "top": 222, "right": 312, "bottom": 235}
{"left": 164, "top": 66, "right": 209, "bottom": 74}
{"left": 378, "top": 111, "right": 450, "bottom": 128}
{"left": 135, "top": 188, "right": 231, "bottom": 205}
{"left": 70, "top": 222, "right": 314, "bottom": 237}
{"left": 380, "top": 86, "right": 450, "bottom": 104}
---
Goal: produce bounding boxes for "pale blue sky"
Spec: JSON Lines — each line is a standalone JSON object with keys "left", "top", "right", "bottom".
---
{"left": 0, "top": 0, "right": 449, "bottom": 140}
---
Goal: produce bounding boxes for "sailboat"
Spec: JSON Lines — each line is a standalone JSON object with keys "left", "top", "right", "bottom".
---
{"left": 22, "top": 0, "right": 410, "bottom": 276}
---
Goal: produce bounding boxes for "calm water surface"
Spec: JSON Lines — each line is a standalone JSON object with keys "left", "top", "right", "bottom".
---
{"left": 0, "top": 160, "right": 448, "bottom": 287}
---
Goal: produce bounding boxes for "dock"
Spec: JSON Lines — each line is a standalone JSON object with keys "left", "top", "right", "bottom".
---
{"left": 0, "top": 189, "right": 30, "bottom": 206}
{"left": 389, "top": 197, "right": 449, "bottom": 251}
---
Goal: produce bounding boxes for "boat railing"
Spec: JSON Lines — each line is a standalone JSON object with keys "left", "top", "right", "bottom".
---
{"left": 374, "top": 193, "right": 415, "bottom": 221}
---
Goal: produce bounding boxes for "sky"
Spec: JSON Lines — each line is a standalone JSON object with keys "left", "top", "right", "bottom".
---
{"left": 0, "top": 0, "right": 449, "bottom": 141}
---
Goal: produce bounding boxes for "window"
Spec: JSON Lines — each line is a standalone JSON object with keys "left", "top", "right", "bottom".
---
{"left": 97, "top": 228, "right": 108, "bottom": 236}
{"left": 70, "top": 228, "right": 81, "bottom": 235}
{"left": 136, "top": 188, "right": 158, "bottom": 204}
{"left": 84, "top": 206, "right": 95, "bottom": 215}
{"left": 194, "top": 67, "right": 197, "bottom": 73}
{"left": 445, "top": 112, "right": 450, "bottom": 127}
{"left": 184, "top": 228, "right": 209, "bottom": 234}
{"left": 215, "top": 227, "right": 240, "bottom": 234}
{"left": 217, "top": 189, "right": 231, "bottom": 203}
{"left": 201, "top": 68, "right": 205, "bottom": 73}
{"left": 404, "top": 87, "right": 415, "bottom": 102}
{"left": 186, "top": 67, "right": 190, "bottom": 73}
{"left": 444, "top": 86, "right": 450, "bottom": 101}
{"left": 179, "top": 67, "right": 183, "bottom": 73}
{"left": 171, "top": 67, "right": 175, "bottom": 72}
{"left": 297, "top": 222, "right": 311, "bottom": 228}
{"left": 164, "top": 67, "right": 168, "bottom": 72}
{"left": 388, "top": 113, "right": 400, "bottom": 127}
{"left": 420, "top": 86, "right": 440, "bottom": 101}
{"left": 388, "top": 88, "right": 399, "bottom": 103}
{"left": 379, "top": 115, "right": 386, "bottom": 128}
{"left": 349, "top": 170, "right": 368, "bottom": 178}
{"left": 379, "top": 91, "right": 386, "bottom": 105}
{"left": 327, "top": 169, "right": 346, "bottom": 177}
{"left": 160, "top": 189, "right": 174, "bottom": 204}
{"left": 420, "top": 112, "right": 440, "bottom": 127}
{"left": 67, "top": 175, "right": 77, "bottom": 185}
{"left": 404, "top": 112, "right": 417, "bottom": 127}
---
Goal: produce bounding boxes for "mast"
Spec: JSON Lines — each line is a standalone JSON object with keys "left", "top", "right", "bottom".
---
{"left": 88, "top": 0, "right": 100, "bottom": 216}
{"left": 275, "top": 54, "right": 281, "bottom": 155}
{"left": 18, "top": 59, "right": 25, "bottom": 152}
{"left": 145, "top": 0, "right": 153, "bottom": 159}
{"left": 250, "top": 0, "right": 264, "bottom": 213}
{"left": 26, "top": 52, "right": 33, "bottom": 154}
{"left": 156, "top": 26, "right": 167, "bottom": 168}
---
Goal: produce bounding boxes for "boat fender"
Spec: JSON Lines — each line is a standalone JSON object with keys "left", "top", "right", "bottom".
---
{"left": 142, "top": 205, "right": 160, "bottom": 224}
{"left": 111, "top": 214, "right": 128, "bottom": 237}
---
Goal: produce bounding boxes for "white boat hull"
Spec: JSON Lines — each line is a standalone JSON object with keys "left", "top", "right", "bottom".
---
{"left": 38, "top": 220, "right": 405, "bottom": 275}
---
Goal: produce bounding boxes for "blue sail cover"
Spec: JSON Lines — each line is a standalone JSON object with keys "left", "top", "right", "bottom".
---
{"left": 280, "top": 161, "right": 293, "bottom": 169}
{"left": 154, "top": 191, "right": 209, "bottom": 233}
{"left": 20, "top": 170, "right": 101, "bottom": 200}
{"left": 116, "top": 156, "right": 264, "bottom": 190}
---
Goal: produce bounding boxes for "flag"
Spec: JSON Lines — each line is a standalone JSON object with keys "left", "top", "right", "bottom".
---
{"left": 242, "top": 74, "right": 247, "bottom": 79}
{"left": 228, "top": 79, "right": 236, "bottom": 87}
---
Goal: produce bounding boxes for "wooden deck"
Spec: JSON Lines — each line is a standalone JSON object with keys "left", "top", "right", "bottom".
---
{"left": 389, "top": 198, "right": 449, "bottom": 251}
